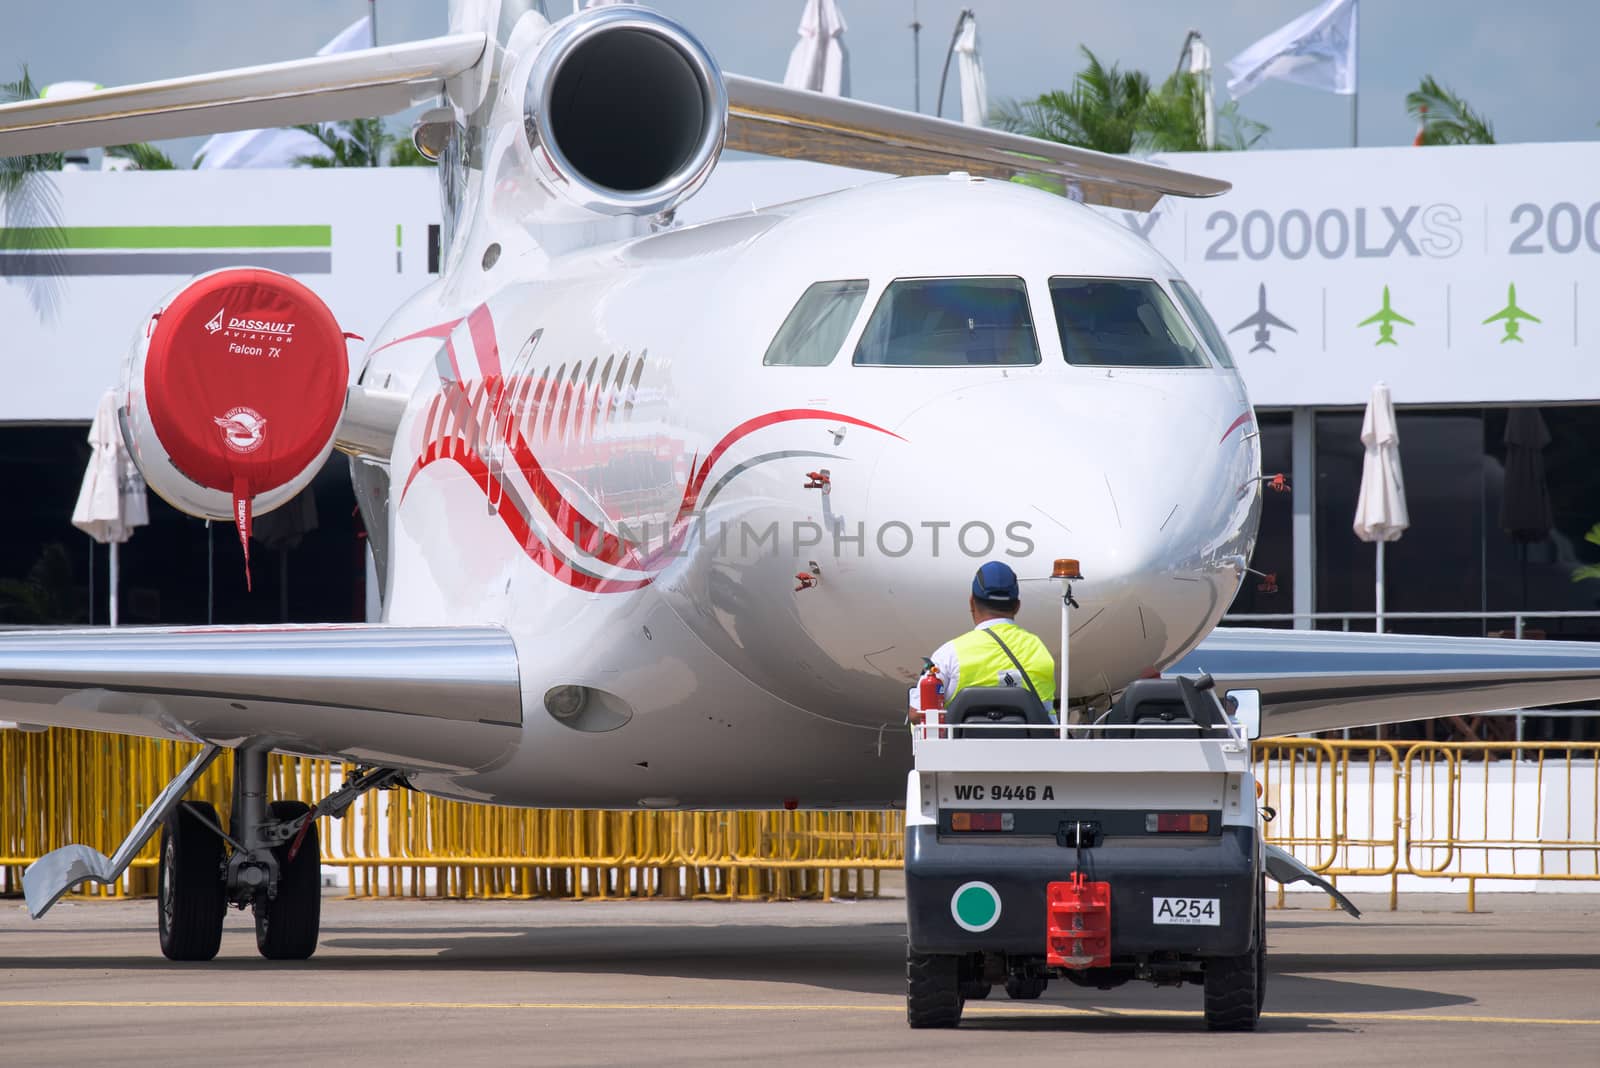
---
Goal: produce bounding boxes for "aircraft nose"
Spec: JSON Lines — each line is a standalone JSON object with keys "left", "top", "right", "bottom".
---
{"left": 864, "top": 376, "right": 1255, "bottom": 696}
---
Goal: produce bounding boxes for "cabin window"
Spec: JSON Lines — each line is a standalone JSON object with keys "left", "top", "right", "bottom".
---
{"left": 1049, "top": 277, "right": 1210, "bottom": 368}
{"left": 852, "top": 277, "right": 1040, "bottom": 367}
{"left": 1170, "top": 279, "right": 1237, "bottom": 369}
{"left": 762, "top": 279, "right": 870, "bottom": 367}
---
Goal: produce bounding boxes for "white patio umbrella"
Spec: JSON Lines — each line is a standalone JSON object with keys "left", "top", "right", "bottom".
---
{"left": 783, "top": 0, "right": 850, "bottom": 97}
{"left": 71, "top": 389, "right": 148, "bottom": 626}
{"left": 1352, "top": 382, "right": 1409, "bottom": 633}
{"left": 954, "top": 13, "right": 988, "bottom": 127}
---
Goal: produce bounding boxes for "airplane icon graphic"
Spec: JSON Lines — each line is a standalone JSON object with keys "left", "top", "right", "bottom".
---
{"left": 1357, "top": 286, "right": 1414, "bottom": 346}
{"left": 1228, "top": 283, "right": 1296, "bottom": 353}
{"left": 1482, "top": 283, "right": 1540, "bottom": 342}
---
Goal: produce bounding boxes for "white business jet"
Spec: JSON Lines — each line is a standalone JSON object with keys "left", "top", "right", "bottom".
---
{"left": 3, "top": 1, "right": 1600, "bottom": 960}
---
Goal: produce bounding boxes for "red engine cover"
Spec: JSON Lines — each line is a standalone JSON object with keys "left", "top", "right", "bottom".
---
{"left": 144, "top": 268, "right": 348, "bottom": 498}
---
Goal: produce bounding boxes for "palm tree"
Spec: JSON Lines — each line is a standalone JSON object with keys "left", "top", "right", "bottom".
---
{"left": 992, "top": 48, "right": 1151, "bottom": 154}
{"left": 292, "top": 118, "right": 432, "bottom": 168}
{"left": 992, "top": 47, "right": 1266, "bottom": 155}
{"left": 0, "top": 66, "right": 67, "bottom": 323}
{"left": 1407, "top": 76, "right": 1495, "bottom": 146}
{"left": 105, "top": 142, "right": 177, "bottom": 170}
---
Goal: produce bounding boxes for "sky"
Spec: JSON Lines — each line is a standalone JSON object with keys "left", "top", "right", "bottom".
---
{"left": 4, "top": 0, "right": 1598, "bottom": 163}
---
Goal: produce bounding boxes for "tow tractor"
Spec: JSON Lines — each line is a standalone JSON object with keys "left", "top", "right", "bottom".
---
{"left": 903, "top": 559, "right": 1276, "bottom": 1030}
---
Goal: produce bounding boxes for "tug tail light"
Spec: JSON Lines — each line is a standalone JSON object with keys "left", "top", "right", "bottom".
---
{"left": 1147, "top": 813, "right": 1210, "bottom": 833}
{"left": 950, "top": 812, "right": 1015, "bottom": 832}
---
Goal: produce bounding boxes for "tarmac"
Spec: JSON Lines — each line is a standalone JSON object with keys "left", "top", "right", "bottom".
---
{"left": 2, "top": 888, "right": 1597, "bottom": 1067}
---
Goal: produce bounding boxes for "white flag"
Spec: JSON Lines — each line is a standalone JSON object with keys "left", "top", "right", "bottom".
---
{"left": 195, "top": 16, "right": 373, "bottom": 168}
{"left": 1225, "top": 0, "right": 1358, "bottom": 99}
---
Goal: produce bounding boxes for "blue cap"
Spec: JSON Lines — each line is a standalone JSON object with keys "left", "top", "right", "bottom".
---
{"left": 971, "top": 561, "right": 1020, "bottom": 604}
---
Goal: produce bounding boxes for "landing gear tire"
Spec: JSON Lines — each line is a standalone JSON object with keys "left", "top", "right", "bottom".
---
{"left": 157, "top": 801, "right": 227, "bottom": 962}
{"left": 1203, "top": 892, "right": 1263, "bottom": 1032}
{"left": 1004, "top": 975, "right": 1047, "bottom": 1000}
{"left": 906, "top": 948, "right": 964, "bottom": 1029}
{"left": 253, "top": 801, "right": 321, "bottom": 961}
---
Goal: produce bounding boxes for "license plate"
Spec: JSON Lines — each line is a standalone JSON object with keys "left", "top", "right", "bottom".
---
{"left": 1152, "top": 896, "right": 1220, "bottom": 926}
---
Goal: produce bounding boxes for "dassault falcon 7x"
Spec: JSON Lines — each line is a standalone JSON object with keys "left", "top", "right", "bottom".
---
{"left": 5, "top": 1, "right": 1600, "bottom": 960}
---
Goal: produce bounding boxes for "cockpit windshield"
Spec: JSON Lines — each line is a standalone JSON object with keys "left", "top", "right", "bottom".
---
{"left": 764, "top": 280, "right": 869, "bottom": 366}
{"left": 1169, "top": 279, "right": 1238, "bottom": 369}
{"left": 1049, "top": 277, "right": 1210, "bottom": 368}
{"left": 853, "top": 277, "right": 1040, "bottom": 367}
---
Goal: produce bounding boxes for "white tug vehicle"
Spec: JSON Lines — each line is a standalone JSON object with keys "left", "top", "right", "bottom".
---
{"left": 903, "top": 561, "right": 1273, "bottom": 1030}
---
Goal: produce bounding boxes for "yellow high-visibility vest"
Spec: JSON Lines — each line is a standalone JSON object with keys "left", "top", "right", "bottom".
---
{"left": 949, "top": 623, "right": 1056, "bottom": 707}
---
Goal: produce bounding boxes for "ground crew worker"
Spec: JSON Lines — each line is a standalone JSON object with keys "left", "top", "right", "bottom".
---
{"left": 918, "top": 560, "right": 1058, "bottom": 721}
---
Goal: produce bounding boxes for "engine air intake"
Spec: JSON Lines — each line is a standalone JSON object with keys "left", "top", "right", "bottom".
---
{"left": 523, "top": 8, "right": 726, "bottom": 217}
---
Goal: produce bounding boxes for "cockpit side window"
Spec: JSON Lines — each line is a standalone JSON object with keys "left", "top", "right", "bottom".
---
{"left": 763, "top": 279, "right": 870, "bottom": 366}
{"left": 1049, "top": 277, "right": 1210, "bottom": 368}
{"left": 1170, "top": 279, "right": 1237, "bottom": 369}
{"left": 852, "top": 277, "right": 1040, "bottom": 367}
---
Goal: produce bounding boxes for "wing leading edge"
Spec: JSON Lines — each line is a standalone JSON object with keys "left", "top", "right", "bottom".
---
{"left": 725, "top": 75, "right": 1228, "bottom": 211}
{"left": 1172, "top": 627, "right": 1600, "bottom": 735}
{"left": 0, "top": 624, "right": 521, "bottom": 773}
{"left": 0, "top": 34, "right": 487, "bottom": 158}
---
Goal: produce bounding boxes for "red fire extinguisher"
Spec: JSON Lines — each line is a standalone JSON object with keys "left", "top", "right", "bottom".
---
{"left": 918, "top": 664, "right": 944, "bottom": 735}
{"left": 919, "top": 666, "right": 945, "bottom": 712}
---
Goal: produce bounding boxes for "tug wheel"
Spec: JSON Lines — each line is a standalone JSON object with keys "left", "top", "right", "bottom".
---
{"left": 1004, "top": 975, "right": 1048, "bottom": 1000}
{"left": 1202, "top": 886, "right": 1263, "bottom": 1031}
{"left": 907, "top": 947, "right": 964, "bottom": 1028}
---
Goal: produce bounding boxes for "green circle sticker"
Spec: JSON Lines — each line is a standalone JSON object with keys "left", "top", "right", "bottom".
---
{"left": 950, "top": 881, "right": 1002, "bottom": 932}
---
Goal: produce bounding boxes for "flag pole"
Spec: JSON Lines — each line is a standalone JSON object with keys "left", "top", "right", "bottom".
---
{"left": 910, "top": 0, "right": 923, "bottom": 112}
{"left": 109, "top": 541, "right": 120, "bottom": 627}
{"left": 369, "top": 0, "right": 377, "bottom": 47}
{"left": 1349, "top": 0, "right": 1359, "bottom": 146}
{"left": 1375, "top": 539, "right": 1384, "bottom": 633}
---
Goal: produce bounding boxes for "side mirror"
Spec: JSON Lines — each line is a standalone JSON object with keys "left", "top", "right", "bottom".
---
{"left": 1224, "top": 689, "right": 1262, "bottom": 740}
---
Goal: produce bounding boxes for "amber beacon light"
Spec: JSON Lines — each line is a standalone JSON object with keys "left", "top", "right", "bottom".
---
{"left": 1052, "top": 558, "right": 1083, "bottom": 580}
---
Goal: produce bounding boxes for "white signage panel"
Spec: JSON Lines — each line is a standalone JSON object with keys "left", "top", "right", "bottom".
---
{"left": 2, "top": 145, "right": 1598, "bottom": 420}
{"left": 0, "top": 169, "right": 440, "bottom": 422}
{"left": 1142, "top": 143, "right": 1600, "bottom": 407}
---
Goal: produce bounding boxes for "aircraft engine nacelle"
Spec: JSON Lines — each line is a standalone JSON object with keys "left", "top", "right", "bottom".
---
{"left": 121, "top": 268, "right": 349, "bottom": 564}
{"left": 521, "top": 7, "right": 727, "bottom": 218}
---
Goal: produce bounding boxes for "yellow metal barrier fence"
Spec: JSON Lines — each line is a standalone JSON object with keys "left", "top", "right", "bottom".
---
{"left": 4, "top": 729, "right": 1598, "bottom": 909}
{"left": 1, "top": 729, "right": 900, "bottom": 902}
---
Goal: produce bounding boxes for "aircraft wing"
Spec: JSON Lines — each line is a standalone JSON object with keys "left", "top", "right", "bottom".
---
{"left": 725, "top": 75, "right": 1228, "bottom": 211}
{"left": 0, "top": 625, "right": 522, "bottom": 773}
{"left": 0, "top": 35, "right": 486, "bottom": 158}
{"left": 1170, "top": 627, "right": 1600, "bottom": 735}
{"left": 0, "top": 33, "right": 1228, "bottom": 213}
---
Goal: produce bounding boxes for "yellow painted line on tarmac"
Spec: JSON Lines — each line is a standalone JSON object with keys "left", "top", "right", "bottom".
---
{"left": 0, "top": 1000, "right": 1596, "bottom": 1027}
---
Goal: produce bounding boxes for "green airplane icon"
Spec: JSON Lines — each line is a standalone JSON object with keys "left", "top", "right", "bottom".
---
{"left": 1357, "top": 286, "right": 1415, "bottom": 346}
{"left": 1482, "top": 283, "right": 1540, "bottom": 342}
